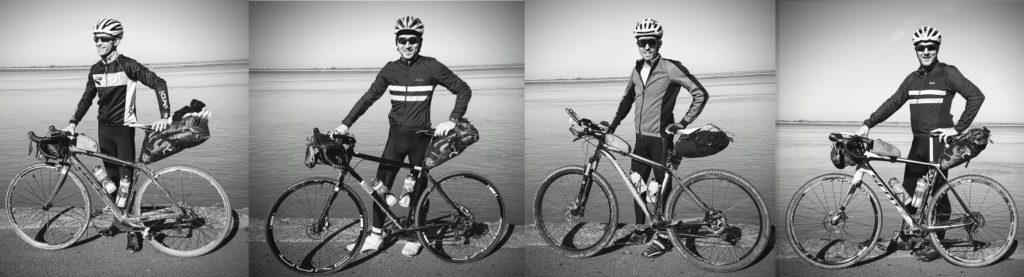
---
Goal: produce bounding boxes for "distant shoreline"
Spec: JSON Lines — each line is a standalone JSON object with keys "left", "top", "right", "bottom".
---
{"left": 777, "top": 120, "right": 1024, "bottom": 127}
{"left": 524, "top": 70, "right": 775, "bottom": 84}
{"left": 250, "top": 63, "right": 524, "bottom": 73}
{"left": 0, "top": 59, "right": 248, "bottom": 71}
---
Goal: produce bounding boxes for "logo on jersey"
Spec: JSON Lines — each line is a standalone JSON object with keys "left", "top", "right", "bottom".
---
{"left": 94, "top": 76, "right": 103, "bottom": 86}
{"left": 929, "top": 82, "right": 936, "bottom": 85}
{"left": 109, "top": 74, "right": 119, "bottom": 84}
{"left": 415, "top": 78, "right": 425, "bottom": 82}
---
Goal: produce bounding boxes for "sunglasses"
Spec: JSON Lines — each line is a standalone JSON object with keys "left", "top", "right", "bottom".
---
{"left": 397, "top": 37, "right": 421, "bottom": 45}
{"left": 915, "top": 44, "right": 938, "bottom": 52}
{"left": 636, "top": 38, "right": 659, "bottom": 48}
{"left": 93, "top": 36, "right": 115, "bottom": 43}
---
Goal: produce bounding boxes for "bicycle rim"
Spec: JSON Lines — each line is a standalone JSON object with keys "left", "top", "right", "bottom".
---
{"left": 533, "top": 166, "right": 617, "bottom": 258}
{"left": 6, "top": 164, "right": 90, "bottom": 250}
{"left": 134, "top": 165, "right": 232, "bottom": 257}
{"left": 666, "top": 169, "right": 770, "bottom": 272}
{"left": 417, "top": 172, "right": 507, "bottom": 263}
{"left": 927, "top": 175, "right": 1017, "bottom": 267}
{"left": 266, "top": 178, "right": 365, "bottom": 274}
{"left": 786, "top": 173, "right": 881, "bottom": 269}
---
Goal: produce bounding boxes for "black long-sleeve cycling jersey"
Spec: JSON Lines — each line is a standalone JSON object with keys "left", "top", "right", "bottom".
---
{"left": 70, "top": 54, "right": 170, "bottom": 125}
{"left": 863, "top": 62, "right": 985, "bottom": 135}
{"left": 342, "top": 55, "right": 471, "bottom": 129}
{"left": 610, "top": 56, "right": 708, "bottom": 137}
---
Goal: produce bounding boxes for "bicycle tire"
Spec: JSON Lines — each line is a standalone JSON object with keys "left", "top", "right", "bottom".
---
{"left": 533, "top": 165, "right": 618, "bottom": 258}
{"left": 133, "top": 165, "right": 232, "bottom": 257}
{"left": 5, "top": 163, "right": 91, "bottom": 250}
{"left": 416, "top": 171, "right": 508, "bottom": 263}
{"left": 926, "top": 175, "right": 1017, "bottom": 267}
{"left": 666, "top": 169, "right": 770, "bottom": 272}
{"left": 785, "top": 173, "right": 882, "bottom": 269}
{"left": 266, "top": 177, "right": 366, "bottom": 274}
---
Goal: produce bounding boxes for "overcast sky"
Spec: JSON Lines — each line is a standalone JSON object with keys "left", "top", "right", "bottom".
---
{"left": 249, "top": 1, "right": 524, "bottom": 69}
{"left": 0, "top": 0, "right": 248, "bottom": 67}
{"left": 525, "top": 0, "right": 775, "bottom": 80}
{"left": 779, "top": 1, "right": 1024, "bottom": 123}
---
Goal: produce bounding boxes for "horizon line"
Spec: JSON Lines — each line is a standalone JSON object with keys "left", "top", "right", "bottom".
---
{"left": 0, "top": 59, "right": 249, "bottom": 71}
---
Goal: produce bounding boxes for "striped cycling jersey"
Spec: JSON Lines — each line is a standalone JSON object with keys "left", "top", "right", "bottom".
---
{"left": 610, "top": 55, "right": 709, "bottom": 137}
{"left": 864, "top": 62, "right": 985, "bottom": 135}
{"left": 342, "top": 55, "right": 471, "bottom": 129}
{"left": 70, "top": 54, "right": 170, "bottom": 125}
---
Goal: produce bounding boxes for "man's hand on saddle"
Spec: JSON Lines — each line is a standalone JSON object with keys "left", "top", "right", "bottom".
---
{"left": 434, "top": 120, "right": 456, "bottom": 137}
{"left": 151, "top": 118, "right": 171, "bottom": 132}
{"left": 932, "top": 127, "right": 958, "bottom": 142}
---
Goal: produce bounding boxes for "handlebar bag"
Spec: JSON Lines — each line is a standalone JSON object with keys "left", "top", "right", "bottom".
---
{"left": 673, "top": 124, "right": 732, "bottom": 159}
{"left": 424, "top": 119, "right": 480, "bottom": 169}
{"left": 940, "top": 127, "right": 991, "bottom": 170}
{"left": 305, "top": 132, "right": 349, "bottom": 168}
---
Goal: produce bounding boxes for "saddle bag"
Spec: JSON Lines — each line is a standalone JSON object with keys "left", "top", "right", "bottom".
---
{"left": 139, "top": 99, "right": 211, "bottom": 164}
{"left": 672, "top": 124, "right": 732, "bottom": 159}
{"left": 424, "top": 119, "right": 480, "bottom": 169}
{"left": 939, "top": 127, "right": 992, "bottom": 170}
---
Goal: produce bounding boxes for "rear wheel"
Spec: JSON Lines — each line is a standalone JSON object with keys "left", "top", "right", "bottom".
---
{"left": 5, "top": 164, "right": 91, "bottom": 250}
{"left": 133, "top": 165, "right": 232, "bottom": 257}
{"left": 666, "top": 169, "right": 770, "bottom": 272}
{"left": 416, "top": 172, "right": 507, "bottom": 263}
{"left": 926, "top": 175, "right": 1017, "bottom": 267}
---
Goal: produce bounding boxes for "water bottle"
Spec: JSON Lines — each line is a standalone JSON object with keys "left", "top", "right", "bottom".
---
{"left": 399, "top": 174, "right": 416, "bottom": 207}
{"left": 115, "top": 177, "right": 131, "bottom": 208}
{"left": 647, "top": 180, "right": 661, "bottom": 204}
{"left": 888, "top": 177, "right": 907, "bottom": 204}
{"left": 630, "top": 172, "right": 647, "bottom": 195}
{"left": 93, "top": 166, "right": 116, "bottom": 193}
{"left": 370, "top": 178, "right": 397, "bottom": 206}
{"left": 911, "top": 177, "right": 932, "bottom": 209}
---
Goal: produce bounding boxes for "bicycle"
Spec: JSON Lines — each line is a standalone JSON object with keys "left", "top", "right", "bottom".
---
{"left": 785, "top": 132, "right": 1017, "bottom": 268}
{"left": 532, "top": 108, "right": 770, "bottom": 272}
{"left": 5, "top": 125, "right": 233, "bottom": 257}
{"left": 265, "top": 128, "right": 508, "bottom": 274}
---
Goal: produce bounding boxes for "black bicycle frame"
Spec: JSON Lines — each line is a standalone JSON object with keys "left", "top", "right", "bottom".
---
{"left": 311, "top": 145, "right": 466, "bottom": 234}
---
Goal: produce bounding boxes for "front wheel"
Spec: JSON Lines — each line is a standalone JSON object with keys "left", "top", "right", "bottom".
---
{"left": 785, "top": 173, "right": 882, "bottom": 269}
{"left": 5, "top": 164, "right": 91, "bottom": 250}
{"left": 533, "top": 165, "right": 618, "bottom": 258}
{"left": 926, "top": 175, "right": 1017, "bottom": 267}
{"left": 666, "top": 169, "right": 770, "bottom": 272}
{"left": 133, "top": 165, "right": 232, "bottom": 257}
{"left": 266, "top": 177, "right": 366, "bottom": 274}
{"left": 416, "top": 172, "right": 507, "bottom": 263}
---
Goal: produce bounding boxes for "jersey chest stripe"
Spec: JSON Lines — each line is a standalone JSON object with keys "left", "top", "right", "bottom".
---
{"left": 909, "top": 98, "right": 943, "bottom": 104}
{"left": 908, "top": 89, "right": 946, "bottom": 96}
{"left": 92, "top": 72, "right": 130, "bottom": 87}
{"left": 390, "top": 95, "right": 428, "bottom": 101}
{"left": 387, "top": 85, "right": 434, "bottom": 92}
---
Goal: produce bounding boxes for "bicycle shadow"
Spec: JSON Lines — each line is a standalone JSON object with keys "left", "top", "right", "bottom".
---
{"left": 69, "top": 208, "right": 240, "bottom": 253}
{"left": 207, "top": 209, "right": 241, "bottom": 253}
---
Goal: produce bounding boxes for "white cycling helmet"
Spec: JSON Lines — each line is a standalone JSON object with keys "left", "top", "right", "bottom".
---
{"left": 633, "top": 18, "right": 663, "bottom": 38}
{"left": 394, "top": 15, "right": 424, "bottom": 36}
{"left": 93, "top": 18, "right": 124, "bottom": 38}
{"left": 912, "top": 26, "right": 941, "bottom": 45}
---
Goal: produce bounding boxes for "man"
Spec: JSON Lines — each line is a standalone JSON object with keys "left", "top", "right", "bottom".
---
{"left": 856, "top": 26, "right": 984, "bottom": 261}
{"left": 63, "top": 18, "right": 172, "bottom": 253}
{"left": 608, "top": 18, "right": 709, "bottom": 258}
{"left": 334, "top": 15, "right": 472, "bottom": 257}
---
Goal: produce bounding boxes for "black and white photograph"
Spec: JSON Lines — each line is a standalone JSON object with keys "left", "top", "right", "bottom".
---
{"left": 524, "top": 0, "right": 776, "bottom": 275}
{"left": 247, "top": 1, "right": 525, "bottom": 275}
{"left": 778, "top": 1, "right": 1024, "bottom": 275}
{"left": 0, "top": 0, "right": 249, "bottom": 276}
